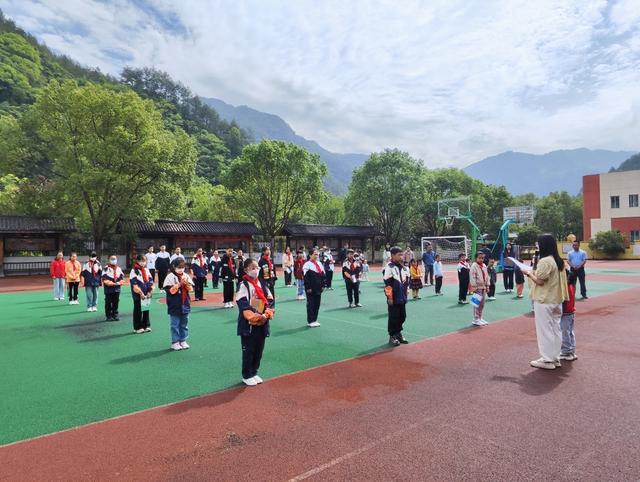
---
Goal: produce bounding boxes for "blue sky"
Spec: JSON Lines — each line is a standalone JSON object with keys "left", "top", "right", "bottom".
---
{"left": 2, "top": 0, "right": 639, "bottom": 166}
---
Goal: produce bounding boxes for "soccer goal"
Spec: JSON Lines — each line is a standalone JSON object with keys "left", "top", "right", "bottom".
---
{"left": 421, "top": 236, "right": 470, "bottom": 264}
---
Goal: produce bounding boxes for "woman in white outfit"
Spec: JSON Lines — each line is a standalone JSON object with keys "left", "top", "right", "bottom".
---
{"left": 524, "top": 234, "right": 568, "bottom": 370}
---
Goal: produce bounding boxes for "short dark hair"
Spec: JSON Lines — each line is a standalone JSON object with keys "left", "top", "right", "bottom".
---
{"left": 390, "top": 246, "right": 402, "bottom": 255}
{"left": 458, "top": 253, "right": 466, "bottom": 259}
{"left": 261, "top": 246, "right": 270, "bottom": 253}
{"left": 135, "top": 254, "right": 146, "bottom": 262}
{"left": 243, "top": 257, "right": 257, "bottom": 270}
{"left": 171, "top": 258, "right": 185, "bottom": 270}
{"left": 90, "top": 251, "right": 97, "bottom": 257}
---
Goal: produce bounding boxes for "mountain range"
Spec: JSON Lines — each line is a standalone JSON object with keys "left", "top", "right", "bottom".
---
{"left": 202, "top": 97, "right": 636, "bottom": 198}
{"left": 201, "top": 97, "right": 367, "bottom": 195}
{"left": 463, "top": 149, "right": 637, "bottom": 196}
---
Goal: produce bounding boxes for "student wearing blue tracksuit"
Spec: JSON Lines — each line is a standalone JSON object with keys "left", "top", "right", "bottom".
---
{"left": 190, "top": 248, "right": 208, "bottom": 301}
{"left": 236, "top": 258, "right": 275, "bottom": 386}
{"left": 163, "top": 258, "right": 194, "bottom": 351}
{"left": 130, "top": 254, "right": 154, "bottom": 333}
{"left": 384, "top": 246, "right": 410, "bottom": 346}
{"left": 81, "top": 252, "right": 102, "bottom": 312}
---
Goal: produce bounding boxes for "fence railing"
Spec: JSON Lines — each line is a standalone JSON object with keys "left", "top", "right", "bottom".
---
{"left": 2, "top": 261, "right": 51, "bottom": 276}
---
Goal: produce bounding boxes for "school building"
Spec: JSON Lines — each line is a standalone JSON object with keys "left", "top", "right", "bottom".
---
{"left": 583, "top": 171, "right": 640, "bottom": 243}
{"left": 282, "top": 224, "right": 380, "bottom": 261}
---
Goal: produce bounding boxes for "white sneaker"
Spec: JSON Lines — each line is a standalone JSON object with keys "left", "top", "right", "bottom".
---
{"left": 253, "top": 375, "right": 263, "bottom": 384}
{"left": 87, "top": 307, "right": 92, "bottom": 312}
{"left": 472, "top": 320, "right": 484, "bottom": 326}
{"left": 92, "top": 307, "right": 97, "bottom": 312}
{"left": 144, "top": 327, "right": 152, "bottom": 332}
{"left": 348, "top": 303, "right": 353, "bottom": 308}
{"left": 308, "top": 321, "right": 321, "bottom": 327}
{"left": 480, "top": 319, "right": 489, "bottom": 325}
{"left": 488, "top": 297, "right": 496, "bottom": 301}
{"left": 243, "top": 377, "right": 258, "bottom": 386}
{"left": 180, "top": 341, "right": 190, "bottom": 349}
{"left": 530, "top": 358, "right": 555, "bottom": 370}
{"left": 69, "top": 300, "right": 74, "bottom": 305}
{"left": 559, "top": 353, "right": 577, "bottom": 361}
{"left": 54, "top": 297, "right": 59, "bottom": 301}
{"left": 170, "top": 342, "right": 182, "bottom": 351}
{"left": 60, "top": 297, "right": 64, "bottom": 301}
{"left": 135, "top": 329, "right": 145, "bottom": 334}
{"left": 356, "top": 303, "right": 362, "bottom": 307}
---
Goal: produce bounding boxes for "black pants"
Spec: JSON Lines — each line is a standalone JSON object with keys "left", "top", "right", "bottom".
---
{"left": 503, "top": 269, "right": 514, "bottom": 290}
{"left": 223, "top": 280, "right": 235, "bottom": 303}
{"left": 306, "top": 293, "right": 321, "bottom": 323}
{"left": 194, "top": 277, "right": 205, "bottom": 300}
{"left": 435, "top": 276, "right": 443, "bottom": 294}
{"left": 67, "top": 282, "right": 79, "bottom": 301}
{"left": 149, "top": 269, "right": 156, "bottom": 283}
{"left": 241, "top": 326, "right": 267, "bottom": 379}
{"left": 424, "top": 264, "right": 434, "bottom": 285}
{"left": 158, "top": 269, "right": 168, "bottom": 289}
{"left": 458, "top": 277, "right": 469, "bottom": 302}
{"left": 488, "top": 282, "right": 496, "bottom": 298}
{"left": 212, "top": 270, "right": 220, "bottom": 288}
{"left": 105, "top": 292, "right": 120, "bottom": 320}
{"left": 388, "top": 303, "right": 406, "bottom": 336}
{"left": 267, "top": 281, "right": 275, "bottom": 299}
{"left": 571, "top": 267, "right": 587, "bottom": 297}
{"left": 284, "top": 269, "right": 292, "bottom": 286}
{"left": 132, "top": 297, "right": 150, "bottom": 330}
{"left": 345, "top": 280, "right": 359, "bottom": 304}
{"left": 325, "top": 270, "right": 333, "bottom": 288}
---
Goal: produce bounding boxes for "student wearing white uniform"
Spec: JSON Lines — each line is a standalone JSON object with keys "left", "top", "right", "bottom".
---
{"left": 303, "top": 249, "right": 325, "bottom": 327}
{"left": 524, "top": 234, "right": 569, "bottom": 370}
{"left": 145, "top": 245, "right": 157, "bottom": 283}
{"left": 170, "top": 247, "right": 185, "bottom": 263}
{"left": 155, "top": 244, "right": 171, "bottom": 288}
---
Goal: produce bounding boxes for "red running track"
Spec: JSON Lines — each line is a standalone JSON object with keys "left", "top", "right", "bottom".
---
{"left": 1, "top": 271, "right": 639, "bottom": 480}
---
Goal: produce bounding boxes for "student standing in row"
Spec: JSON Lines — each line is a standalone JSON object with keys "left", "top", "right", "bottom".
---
{"left": 342, "top": 249, "right": 362, "bottom": 308}
{"left": 434, "top": 254, "right": 444, "bottom": 295}
{"left": 191, "top": 248, "right": 208, "bottom": 301}
{"left": 384, "top": 246, "right": 410, "bottom": 346}
{"left": 102, "top": 255, "right": 124, "bottom": 321}
{"left": 221, "top": 248, "right": 236, "bottom": 308}
{"left": 236, "top": 258, "right": 275, "bottom": 386}
{"left": 170, "top": 247, "right": 185, "bottom": 263}
{"left": 130, "top": 254, "right": 154, "bottom": 334}
{"left": 294, "top": 250, "right": 306, "bottom": 300}
{"left": 303, "top": 249, "right": 325, "bottom": 327}
{"left": 502, "top": 243, "right": 515, "bottom": 293}
{"left": 235, "top": 249, "right": 246, "bottom": 291}
{"left": 65, "top": 252, "right": 81, "bottom": 305}
{"left": 321, "top": 246, "right": 335, "bottom": 290}
{"left": 155, "top": 244, "right": 171, "bottom": 288}
{"left": 470, "top": 252, "right": 489, "bottom": 326}
{"left": 457, "top": 253, "right": 470, "bottom": 304}
{"left": 487, "top": 258, "right": 497, "bottom": 300}
{"left": 50, "top": 252, "right": 66, "bottom": 301}
{"left": 258, "top": 246, "right": 277, "bottom": 299}
{"left": 409, "top": 259, "right": 423, "bottom": 300}
{"left": 163, "top": 259, "right": 194, "bottom": 351}
{"left": 146, "top": 245, "right": 157, "bottom": 283}
{"left": 81, "top": 252, "right": 102, "bottom": 312}
{"left": 282, "top": 246, "right": 294, "bottom": 287}
{"left": 209, "top": 250, "right": 222, "bottom": 289}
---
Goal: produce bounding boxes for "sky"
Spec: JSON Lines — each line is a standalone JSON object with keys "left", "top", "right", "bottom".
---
{"left": 2, "top": 0, "right": 640, "bottom": 167}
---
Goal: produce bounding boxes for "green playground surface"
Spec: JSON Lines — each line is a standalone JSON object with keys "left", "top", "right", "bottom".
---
{"left": 0, "top": 271, "right": 637, "bottom": 445}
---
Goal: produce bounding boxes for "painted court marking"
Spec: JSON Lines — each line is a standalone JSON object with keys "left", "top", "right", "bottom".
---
{"left": 288, "top": 415, "right": 437, "bottom": 481}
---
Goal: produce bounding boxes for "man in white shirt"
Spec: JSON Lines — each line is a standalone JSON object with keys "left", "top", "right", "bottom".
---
{"left": 145, "top": 245, "right": 157, "bottom": 283}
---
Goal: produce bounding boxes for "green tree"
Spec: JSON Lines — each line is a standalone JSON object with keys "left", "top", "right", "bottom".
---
{"left": 534, "top": 192, "right": 583, "bottom": 240}
{"left": 0, "top": 32, "right": 42, "bottom": 104}
{"left": 589, "top": 230, "right": 625, "bottom": 258}
{"left": 0, "top": 114, "right": 26, "bottom": 175}
{"left": 29, "top": 80, "right": 196, "bottom": 254}
{"left": 345, "top": 149, "right": 423, "bottom": 244}
{"left": 515, "top": 224, "right": 540, "bottom": 246}
{"left": 194, "top": 131, "right": 229, "bottom": 184}
{"left": 299, "top": 192, "right": 345, "bottom": 225}
{"left": 222, "top": 139, "right": 327, "bottom": 243}
{"left": 184, "top": 179, "right": 242, "bottom": 221}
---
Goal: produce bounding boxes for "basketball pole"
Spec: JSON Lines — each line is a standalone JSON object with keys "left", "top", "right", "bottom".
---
{"left": 460, "top": 215, "right": 480, "bottom": 260}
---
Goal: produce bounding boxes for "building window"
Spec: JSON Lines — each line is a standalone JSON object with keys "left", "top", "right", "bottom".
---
{"left": 631, "top": 230, "right": 640, "bottom": 243}
{"left": 611, "top": 196, "right": 620, "bottom": 209}
{"left": 630, "top": 194, "right": 639, "bottom": 208}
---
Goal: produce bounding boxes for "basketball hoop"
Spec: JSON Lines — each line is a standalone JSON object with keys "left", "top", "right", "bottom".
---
{"left": 444, "top": 215, "right": 455, "bottom": 228}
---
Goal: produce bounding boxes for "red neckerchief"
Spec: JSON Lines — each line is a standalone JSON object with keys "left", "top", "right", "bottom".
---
{"left": 228, "top": 256, "right": 235, "bottom": 274}
{"left": 176, "top": 272, "right": 188, "bottom": 304}
{"left": 89, "top": 260, "right": 98, "bottom": 274}
{"left": 243, "top": 274, "right": 268, "bottom": 305}
{"left": 197, "top": 255, "right": 204, "bottom": 268}
{"left": 134, "top": 263, "right": 148, "bottom": 283}
{"left": 350, "top": 259, "right": 355, "bottom": 273}
{"left": 477, "top": 262, "right": 487, "bottom": 283}
{"left": 70, "top": 259, "right": 79, "bottom": 273}
{"left": 109, "top": 264, "right": 119, "bottom": 280}
{"left": 262, "top": 255, "right": 273, "bottom": 273}
{"left": 311, "top": 259, "right": 324, "bottom": 274}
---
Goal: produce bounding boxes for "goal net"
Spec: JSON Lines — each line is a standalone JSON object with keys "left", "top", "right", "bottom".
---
{"left": 421, "top": 236, "right": 470, "bottom": 264}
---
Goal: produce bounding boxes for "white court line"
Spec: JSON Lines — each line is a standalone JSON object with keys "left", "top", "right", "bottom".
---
{"left": 288, "top": 415, "right": 436, "bottom": 481}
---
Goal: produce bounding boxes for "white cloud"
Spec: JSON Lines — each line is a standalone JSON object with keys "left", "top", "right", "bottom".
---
{"left": 1, "top": 0, "right": 639, "bottom": 166}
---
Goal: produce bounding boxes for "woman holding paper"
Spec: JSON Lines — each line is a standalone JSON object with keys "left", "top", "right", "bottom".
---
{"left": 524, "top": 234, "right": 568, "bottom": 370}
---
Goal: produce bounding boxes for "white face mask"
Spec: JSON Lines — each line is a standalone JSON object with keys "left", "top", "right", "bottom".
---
{"left": 90, "top": 257, "right": 97, "bottom": 261}
{"left": 110, "top": 258, "right": 117, "bottom": 265}
{"left": 175, "top": 268, "right": 185, "bottom": 275}
{"left": 248, "top": 268, "right": 259, "bottom": 279}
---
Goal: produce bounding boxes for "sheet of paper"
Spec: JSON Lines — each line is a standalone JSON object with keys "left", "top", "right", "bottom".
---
{"left": 507, "top": 257, "right": 533, "bottom": 273}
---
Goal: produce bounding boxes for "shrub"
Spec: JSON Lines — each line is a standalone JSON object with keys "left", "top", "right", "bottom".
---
{"left": 588, "top": 230, "right": 626, "bottom": 258}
